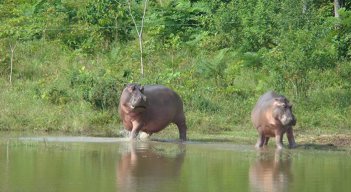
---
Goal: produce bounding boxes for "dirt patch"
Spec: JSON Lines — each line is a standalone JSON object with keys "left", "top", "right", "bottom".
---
{"left": 298, "top": 134, "right": 351, "bottom": 149}
{"left": 313, "top": 134, "right": 351, "bottom": 146}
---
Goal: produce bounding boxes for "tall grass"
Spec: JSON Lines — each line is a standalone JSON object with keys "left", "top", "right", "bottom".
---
{"left": 0, "top": 40, "right": 350, "bottom": 138}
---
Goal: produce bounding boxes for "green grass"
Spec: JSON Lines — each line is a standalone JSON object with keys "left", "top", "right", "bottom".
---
{"left": 0, "top": 40, "right": 351, "bottom": 148}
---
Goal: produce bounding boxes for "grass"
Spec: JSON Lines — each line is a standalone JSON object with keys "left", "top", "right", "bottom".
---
{"left": 0, "top": 40, "right": 351, "bottom": 150}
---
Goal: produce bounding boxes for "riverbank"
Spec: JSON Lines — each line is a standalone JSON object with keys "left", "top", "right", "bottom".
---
{"left": 2, "top": 128, "right": 350, "bottom": 151}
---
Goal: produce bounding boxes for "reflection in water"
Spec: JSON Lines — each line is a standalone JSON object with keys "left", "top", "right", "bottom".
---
{"left": 249, "top": 149, "right": 293, "bottom": 192}
{"left": 116, "top": 141, "right": 186, "bottom": 192}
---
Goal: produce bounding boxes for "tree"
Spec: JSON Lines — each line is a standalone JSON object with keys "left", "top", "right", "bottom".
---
{"left": 9, "top": 43, "right": 15, "bottom": 85}
{"left": 84, "top": 0, "right": 132, "bottom": 44}
{"left": 0, "top": 0, "right": 37, "bottom": 83}
{"left": 334, "top": 0, "right": 343, "bottom": 17}
{"left": 127, "top": 0, "right": 149, "bottom": 76}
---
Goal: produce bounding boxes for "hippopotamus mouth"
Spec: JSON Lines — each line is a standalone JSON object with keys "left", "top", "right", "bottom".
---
{"left": 132, "top": 105, "right": 146, "bottom": 109}
{"left": 130, "top": 104, "right": 147, "bottom": 110}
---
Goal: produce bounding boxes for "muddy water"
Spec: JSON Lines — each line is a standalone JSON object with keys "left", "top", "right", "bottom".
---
{"left": 0, "top": 136, "right": 350, "bottom": 192}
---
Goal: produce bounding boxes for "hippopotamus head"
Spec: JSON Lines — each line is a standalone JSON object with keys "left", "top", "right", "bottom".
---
{"left": 272, "top": 96, "right": 296, "bottom": 126}
{"left": 122, "top": 83, "right": 148, "bottom": 111}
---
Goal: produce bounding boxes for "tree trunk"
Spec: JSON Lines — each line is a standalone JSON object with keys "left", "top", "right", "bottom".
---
{"left": 115, "top": 15, "right": 118, "bottom": 43}
{"left": 9, "top": 43, "right": 16, "bottom": 85}
{"left": 334, "top": 0, "right": 343, "bottom": 18}
{"left": 127, "top": 0, "right": 148, "bottom": 77}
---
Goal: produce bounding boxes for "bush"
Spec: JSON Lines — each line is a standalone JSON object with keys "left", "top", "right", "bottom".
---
{"left": 88, "top": 78, "right": 120, "bottom": 110}
{"left": 69, "top": 68, "right": 122, "bottom": 110}
{"left": 47, "top": 87, "right": 70, "bottom": 105}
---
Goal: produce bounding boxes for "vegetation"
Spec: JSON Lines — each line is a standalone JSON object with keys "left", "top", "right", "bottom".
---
{"left": 0, "top": 0, "right": 351, "bottom": 143}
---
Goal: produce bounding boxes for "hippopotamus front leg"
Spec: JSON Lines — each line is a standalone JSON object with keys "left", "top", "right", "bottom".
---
{"left": 264, "top": 137, "right": 270, "bottom": 146}
{"left": 130, "top": 121, "right": 144, "bottom": 140}
{"left": 274, "top": 132, "right": 284, "bottom": 150}
{"left": 255, "top": 133, "right": 265, "bottom": 148}
{"left": 286, "top": 127, "right": 297, "bottom": 148}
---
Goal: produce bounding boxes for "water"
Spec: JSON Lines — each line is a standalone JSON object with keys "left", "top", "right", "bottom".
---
{"left": 0, "top": 136, "right": 350, "bottom": 192}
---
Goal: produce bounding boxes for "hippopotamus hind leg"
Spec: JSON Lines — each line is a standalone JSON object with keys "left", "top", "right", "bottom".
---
{"left": 264, "top": 137, "right": 270, "bottom": 146}
{"left": 174, "top": 114, "right": 187, "bottom": 141}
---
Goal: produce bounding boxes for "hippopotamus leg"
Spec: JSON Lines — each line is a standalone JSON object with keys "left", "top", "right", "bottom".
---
{"left": 264, "top": 137, "right": 270, "bottom": 146}
{"left": 255, "top": 133, "right": 265, "bottom": 148}
{"left": 286, "top": 127, "right": 297, "bottom": 148}
{"left": 130, "top": 121, "right": 144, "bottom": 140}
{"left": 174, "top": 114, "right": 187, "bottom": 141}
{"left": 274, "top": 132, "right": 284, "bottom": 150}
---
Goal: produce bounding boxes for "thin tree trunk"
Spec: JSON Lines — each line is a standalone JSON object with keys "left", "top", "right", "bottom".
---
{"left": 115, "top": 15, "right": 118, "bottom": 43}
{"left": 334, "top": 0, "right": 342, "bottom": 18}
{"left": 127, "top": 0, "right": 149, "bottom": 77}
{"left": 139, "top": 34, "right": 144, "bottom": 75}
{"left": 302, "top": 0, "right": 307, "bottom": 14}
{"left": 9, "top": 43, "right": 16, "bottom": 85}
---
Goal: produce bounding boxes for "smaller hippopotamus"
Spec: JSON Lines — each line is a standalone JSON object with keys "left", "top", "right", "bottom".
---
{"left": 251, "top": 91, "right": 297, "bottom": 149}
{"left": 118, "top": 83, "right": 187, "bottom": 141}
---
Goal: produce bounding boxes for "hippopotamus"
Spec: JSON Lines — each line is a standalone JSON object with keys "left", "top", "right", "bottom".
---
{"left": 118, "top": 83, "right": 187, "bottom": 141}
{"left": 251, "top": 91, "right": 297, "bottom": 149}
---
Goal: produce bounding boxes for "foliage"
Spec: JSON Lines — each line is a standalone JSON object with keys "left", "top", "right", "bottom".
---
{"left": 0, "top": 0, "right": 351, "bottom": 137}
{"left": 70, "top": 67, "right": 122, "bottom": 110}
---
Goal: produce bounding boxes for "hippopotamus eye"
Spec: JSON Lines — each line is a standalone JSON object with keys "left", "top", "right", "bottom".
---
{"left": 127, "top": 84, "right": 136, "bottom": 92}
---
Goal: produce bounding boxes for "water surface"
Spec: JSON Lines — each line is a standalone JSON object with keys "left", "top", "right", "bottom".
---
{"left": 0, "top": 136, "right": 350, "bottom": 192}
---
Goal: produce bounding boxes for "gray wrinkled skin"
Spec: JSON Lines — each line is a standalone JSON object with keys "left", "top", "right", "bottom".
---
{"left": 251, "top": 91, "right": 297, "bottom": 149}
{"left": 119, "top": 83, "right": 187, "bottom": 141}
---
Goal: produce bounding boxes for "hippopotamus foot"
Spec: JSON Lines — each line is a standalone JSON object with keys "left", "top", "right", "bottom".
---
{"left": 139, "top": 132, "right": 152, "bottom": 141}
{"left": 175, "top": 117, "right": 187, "bottom": 141}
{"left": 286, "top": 127, "right": 297, "bottom": 148}
{"left": 128, "top": 130, "right": 139, "bottom": 141}
{"left": 276, "top": 144, "right": 283, "bottom": 150}
{"left": 178, "top": 131, "right": 187, "bottom": 141}
{"left": 274, "top": 135, "right": 284, "bottom": 150}
{"left": 255, "top": 134, "right": 266, "bottom": 148}
{"left": 288, "top": 143, "right": 297, "bottom": 149}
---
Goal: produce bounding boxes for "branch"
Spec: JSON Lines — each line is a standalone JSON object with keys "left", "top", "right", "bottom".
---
{"left": 9, "top": 43, "right": 16, "bottom": 85}
{"left": 139, "top": 0, "right": 149, "bottom": 37}
{"left": 127, "top": 0, "right": 140, "bottom": 36}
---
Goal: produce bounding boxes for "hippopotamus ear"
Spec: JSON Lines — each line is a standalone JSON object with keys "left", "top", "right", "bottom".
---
{"left": 273, "top": 98, "right": 285, "bottom": 107}
{"left": 288, "top": 102, "right": 293, "bottom": 108}
{"left": 127, "top": 84, "right": 136, "bottom": 92}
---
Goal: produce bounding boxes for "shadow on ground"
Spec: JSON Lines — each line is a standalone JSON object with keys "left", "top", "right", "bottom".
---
{"left": 296, "top": 143, "right": 345, "bottom": 151}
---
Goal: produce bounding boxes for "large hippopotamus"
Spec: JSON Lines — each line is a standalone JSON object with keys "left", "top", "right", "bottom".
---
{"left": 251, "top": 91, "right": 297, "bottom": 149}
{"left": 118, "top": 83, "right": 187, "bottom": 140}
